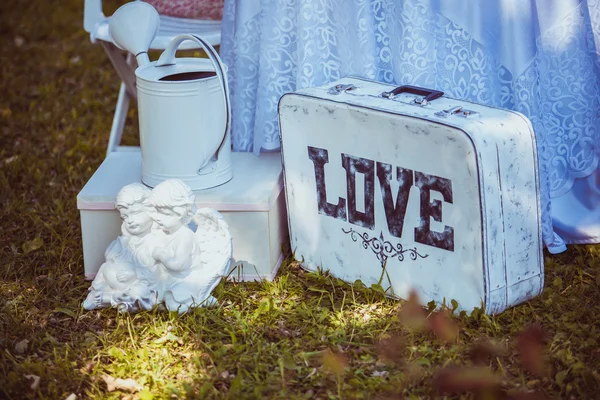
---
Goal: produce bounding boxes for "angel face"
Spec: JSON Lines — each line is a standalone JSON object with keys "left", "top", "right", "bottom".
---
{"left": 119, "top": 202, "right": 153, "bottom": 236}
{"left": 152, "top": 205, "right": 187, "bottom": 234}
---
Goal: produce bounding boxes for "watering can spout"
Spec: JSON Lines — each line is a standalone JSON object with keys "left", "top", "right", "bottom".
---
{"left": 108, "top": 1, "right": 160, "bottom": 67}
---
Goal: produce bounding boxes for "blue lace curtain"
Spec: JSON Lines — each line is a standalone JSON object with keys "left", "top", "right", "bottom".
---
{"left": 220, "top": 0, "right": 600, "bottom": 253}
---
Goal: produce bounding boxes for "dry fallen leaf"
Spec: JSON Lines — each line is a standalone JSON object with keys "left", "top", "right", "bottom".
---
{"left": 404, "top": 361, "right": 425, "bottom": 384}
{"left": 506, "top": 391, "right": 547, "bottom": 400}
{"left": 376, "top": 335, "right": 405, "bottom": 364}
{"left": 429, "top": 311, "right": 459, "bottom": 343}
{"left": 1, "top": 108, "right": 12, "bottom": 118}
{"left": 15, "top": 339, "right": 29, "bottom": 354}
{"left": 469, "top": 340, "right": 506, "bottom": 365}
{"left": 322, "top": 348, "right": 347, "bottom": 377}
{"left": 517, "top": 323, "right": 548, "bottom": 376}
{"left": 398, "top": 289, "right": 427, "bottom": 331}
{"left": 433, "top": 366, "right": 502, "bottom": 395}
{"left": 80, "top": 362, "right": 94, "bottom": 374}
{"left": 372, "top": 370, "right": 389, "bottom": 377}
{"left": 24, "top": 374, "right": 40, "bottom": 390}
{"left": 101, "top": 374, "right": 143, "bottom": 393}
{"left": 22, "top": 238, "right": 43, "bottom": 254}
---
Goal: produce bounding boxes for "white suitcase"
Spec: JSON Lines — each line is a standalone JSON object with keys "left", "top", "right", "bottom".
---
{"left": 278, "top": 77, "right": 544, "bottom": 315}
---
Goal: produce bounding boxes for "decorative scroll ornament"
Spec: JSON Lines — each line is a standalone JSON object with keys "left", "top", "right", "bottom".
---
{"left": 341, "top": 228, "right": 428, "bottom": 266}
{"left": 82, "top": 179, "right": 233, "bottom": 314}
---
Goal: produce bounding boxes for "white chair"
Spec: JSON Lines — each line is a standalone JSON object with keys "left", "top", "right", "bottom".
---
{"left": 83, "top": 0, "right": 222, "bottom": 156}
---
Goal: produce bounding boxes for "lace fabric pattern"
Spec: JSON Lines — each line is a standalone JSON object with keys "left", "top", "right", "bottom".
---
{"left": 221, "top": 0, "right": 600, "bottom": 252}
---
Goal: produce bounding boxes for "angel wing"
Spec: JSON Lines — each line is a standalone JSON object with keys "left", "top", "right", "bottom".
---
{"left": 162, "top": 208, "right": 233, "bottom": 313}
{"left": 192, "top": 207, "right": 233, "bottom": 278}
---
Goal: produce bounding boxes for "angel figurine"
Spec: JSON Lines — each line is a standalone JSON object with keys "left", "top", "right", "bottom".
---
{"left": 82, "top": 183, "right": 159, "bottom": 312}
{"left": 146, "top": 179, "right": 233, "bottom": 313}
{"left": 82, "top": 179, "right": 233, "bottom": 314}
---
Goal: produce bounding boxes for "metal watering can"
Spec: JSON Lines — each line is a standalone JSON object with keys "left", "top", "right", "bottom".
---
{"left": 109, "top": 2, "right": 232, "bottom": 190}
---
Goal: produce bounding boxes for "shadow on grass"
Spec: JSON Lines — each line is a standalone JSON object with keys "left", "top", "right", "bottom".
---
{"left": 3, "top": 245, "right": 600, "bottom": 399}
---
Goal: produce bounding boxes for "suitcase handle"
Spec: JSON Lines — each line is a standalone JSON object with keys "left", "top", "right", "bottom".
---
{"left": 381, "top": 85, "right": 444, "bottom": 105}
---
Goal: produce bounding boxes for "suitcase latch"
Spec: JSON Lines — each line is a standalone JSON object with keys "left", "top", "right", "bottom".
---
{"left": 328, "top": 84, "right": 357, "bottom": 95}
{"left": 435, "top": 106, "right": 479, "bottom": 118}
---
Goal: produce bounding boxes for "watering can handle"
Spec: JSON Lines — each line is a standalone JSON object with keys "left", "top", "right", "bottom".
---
{"left": 156, "top": 34, "right": 231, "bottom": 168}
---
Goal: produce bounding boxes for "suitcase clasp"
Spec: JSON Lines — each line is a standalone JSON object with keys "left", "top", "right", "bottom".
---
{"left": 413, "top": 97, "right": 432, "bottom": 106}
{"left": 435, "top": 106, "right": 479, "bottom": 118}
{"left": 328, "top": 84, "right": 357, "bottom": 95}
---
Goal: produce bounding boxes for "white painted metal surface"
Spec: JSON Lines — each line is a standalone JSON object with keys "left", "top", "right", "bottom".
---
{"left": 78, "top": 150, "right": 288, "bottom": 283}
{"left": 133, "top": 33, "right": 233, "bottom": 190}
{"left": 83, "top": 0, "right": 222, "bottom": 156}
{"left": 279, "top": 77, "right": 544, "bottom": 315}
{"left": 84, "top": 0, "right": 222, "bottom": 48}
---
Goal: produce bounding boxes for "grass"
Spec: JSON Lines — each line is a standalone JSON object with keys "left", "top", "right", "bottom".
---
{"left": 1, "top": 0, "right": 600, "bottom": 398}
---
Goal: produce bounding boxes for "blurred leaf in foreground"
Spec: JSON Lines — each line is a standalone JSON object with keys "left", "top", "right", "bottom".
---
{"left": 322, "top": 348, "right": 347, "bottom": 377}
{"left": 398, "top": 289, "right": 427, "bottom": 331}
{"left": 469, "top": 340, "right": 506, "bottom": 365}
{"left": 429, "top": 310, "right": 459, "bottom": 343}
{"left": 376, "top": 334, "right": 405, "bottom": 364}
{"left": 433, "top": 366, "right": 502, "bottom": 395}
{"left": 516, "top": 323, "right": 548, "bottom": 377}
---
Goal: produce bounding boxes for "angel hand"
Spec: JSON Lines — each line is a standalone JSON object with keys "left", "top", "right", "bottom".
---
{"left": 152, "top": 247, "right": 169, "bottom": 263}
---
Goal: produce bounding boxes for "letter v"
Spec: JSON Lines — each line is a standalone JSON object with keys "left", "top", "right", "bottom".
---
{"left": 377, "top": 163, "right": 413, "bottom": 238}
